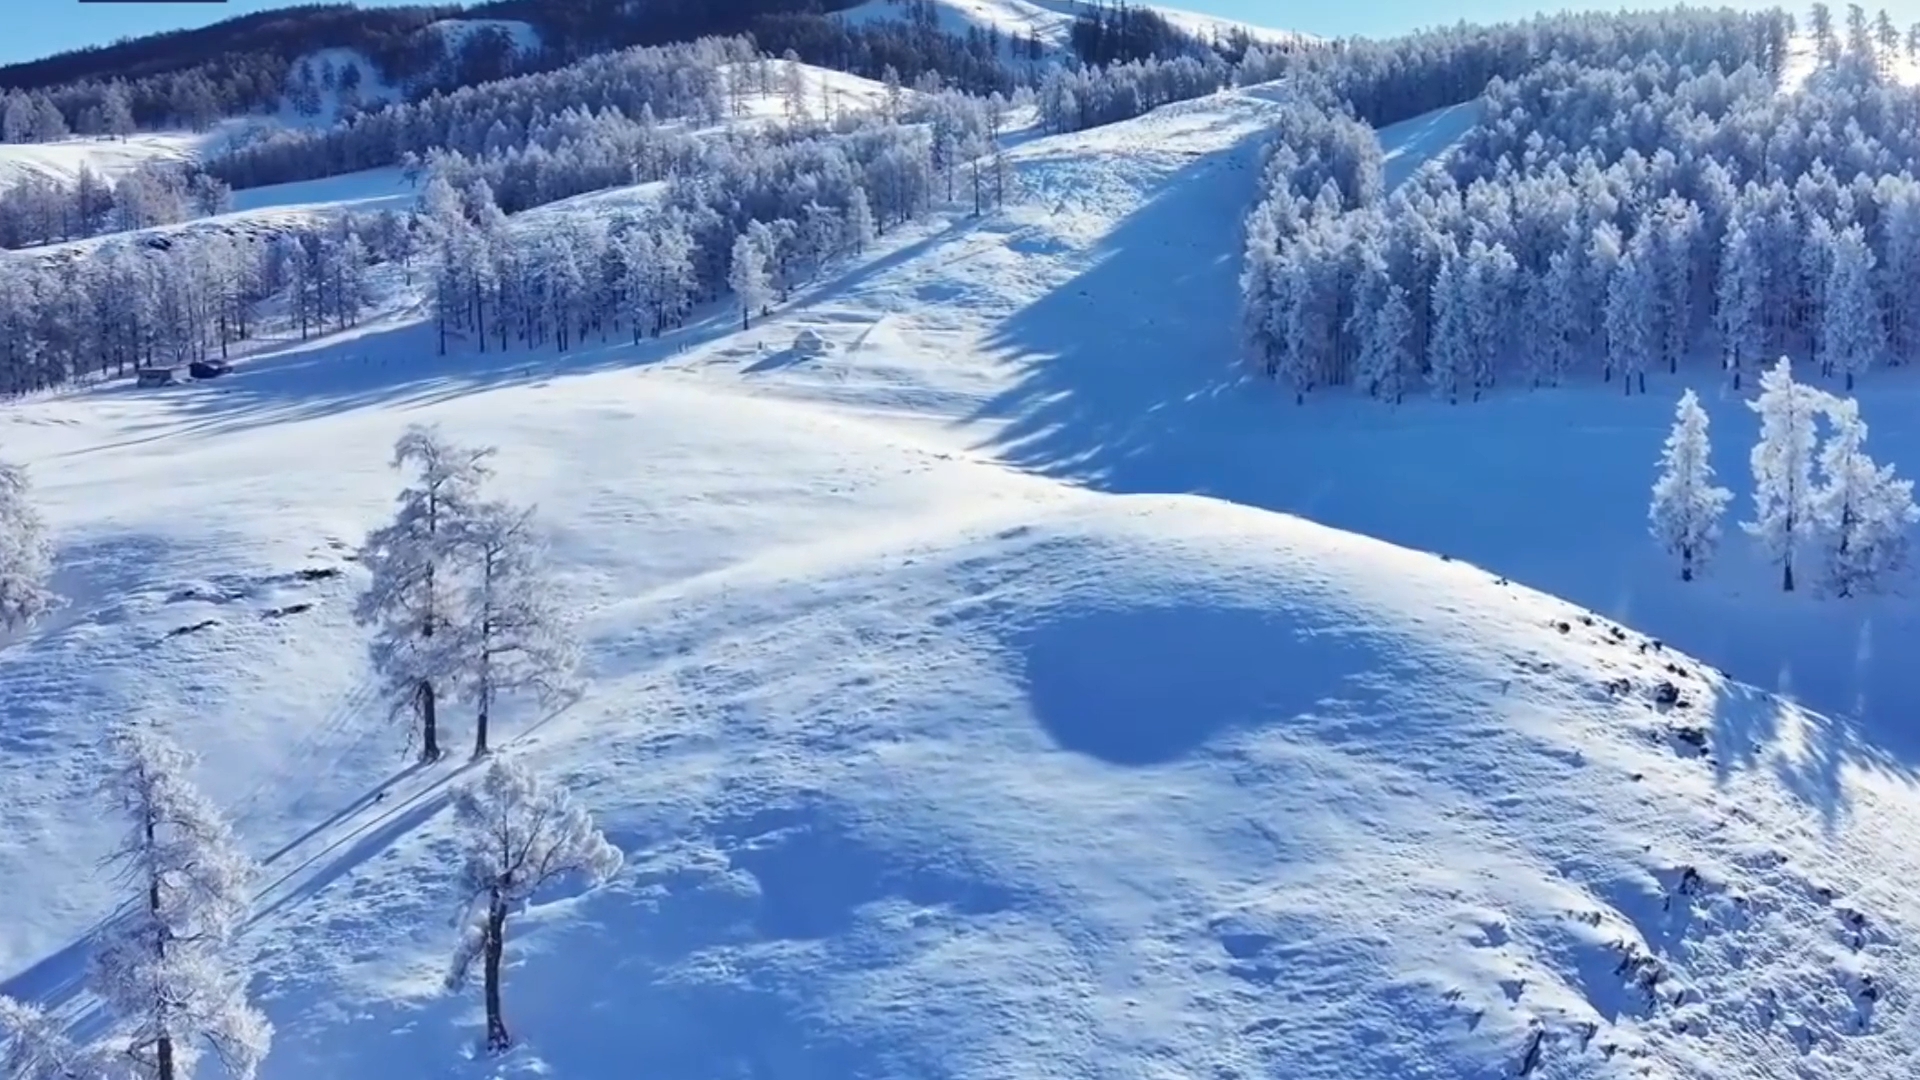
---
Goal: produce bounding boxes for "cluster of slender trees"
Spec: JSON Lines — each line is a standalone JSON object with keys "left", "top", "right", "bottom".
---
{"left": 0, "top": 161, "right": 232, "bottom": 250}
{"left": 413, "top": 78, "right": 1017, "bottom": 356}
{"left": 205, "top": 36, "right": 751, "bottom": 190}
{"left": 0, "top": 424, "right": 626, "bottom": 1073}
{"left": 0, "top": 210, "right": 399, "bottom": 394}
{"left": 1650, "top": 359, "right": 1916, "bottom": 594}
{"left": 1242, "top": 6, "right": 1920, "bottom": 405}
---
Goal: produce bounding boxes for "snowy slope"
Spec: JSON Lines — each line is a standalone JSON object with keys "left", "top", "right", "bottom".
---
{"left": 425, "top": 18, "right": 541, "bottom": 58}
{"left": 0, "top": 132, "right": 214, "bottom": 188}
{"left": 14, "top": 61, "right": 884, "bottom": 261}
{"left": 4, "top": 84, "right": 1920, "bottom": 1080}
{"left": 837, "top": 0, "right": 1306, "bottom": 56}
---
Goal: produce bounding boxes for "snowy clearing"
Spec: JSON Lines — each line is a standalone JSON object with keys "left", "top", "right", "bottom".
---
{"left": 425, "top": 18, "right": 541, "bottom": 58}
{"left": 0, "top": 131, "right": 213, "bottom": 188}
{"left": 3, "top": 78, "right": 1920, "bottom": 1080}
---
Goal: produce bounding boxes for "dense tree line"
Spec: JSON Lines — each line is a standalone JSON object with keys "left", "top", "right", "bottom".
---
{"left": 204, "top": 36, "right": 749, "bottom": 189}
{"left": 1289, "top": 6, "right": 1791, "bottom": 133}
{"left": 0, "top": 160, "right": 232, "bottom": 249}
{"left": 0, "top": 5, "right": 486, "bottom": 135}
{"left": 415, "top": 86, "right": 1009, "bottom": 355}
{"left": 1238, "top": 7, "right": 1920, "bottom": 404}
{"left": 0, "top": 207, "right": 398, "bottom": 393}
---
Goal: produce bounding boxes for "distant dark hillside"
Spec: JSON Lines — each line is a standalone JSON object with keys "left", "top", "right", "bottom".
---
{"left": 0, "top": 4, "right": 458, "bottom": 90}
{"left": 0, "top": 0, "right": 1232, "bottom": 138}
{"left": 0, "top": 0, "right": 873, "bottom": 135}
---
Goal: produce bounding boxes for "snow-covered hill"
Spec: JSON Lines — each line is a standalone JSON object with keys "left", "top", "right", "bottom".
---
{"left": 838, "top": 0, "right": 1305, "bottom": 56}
{"left": 4, "top": 81, "right": 1920, "bottom": 1080}
{"left": 0, "top": 131, "right": 218, "bottom": 188}
{"left": 9, "top": 60, "right": 893, "bottom": 263}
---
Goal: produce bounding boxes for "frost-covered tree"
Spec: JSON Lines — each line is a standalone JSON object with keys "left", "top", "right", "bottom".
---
{"left": 1717, "top": 220, "right": 1766, "bottom": 390}
{"left": 1606, "top": 242, "right": 1658, "bottom": 395}
{"left": 728, "top": 231, "right": 771, "bottom": 330}
{"left": 1358, "top": 282, "right": 1414, "bottom": 403}
{"left": 1820, "top": 225, "right": 1882, "bottom": 391}
{"left": 1650, "top": 389, "right": 1733, "bottom": 581}
{"left": 355, "top": 426, "right": 495, "bottom": 762}
{"left": 91, "top": 728, "right": 269, "bottom": 1080}
{"left": 845, "top": 187, "right": 876, "bottom": 254}
{"left": 1427, "top": 254, "right": 1471, "bottom": 403}
{"left": 447, "top": 504, "right": 580, "bottom": 759}
{"left": 0, "top": 996, "right": 116, "bottom": 1080}
{"left": 1813, "top": 397, "right": 1917, "bottom": 596}
{"left": 446, "top": 757, "right": 622, "bottom": 1053}
{"left": 0, "top": 459, "right": 55, "bottom": 635}
{"left": 1745, "top": 358, "right": 1828, "bottom": 592}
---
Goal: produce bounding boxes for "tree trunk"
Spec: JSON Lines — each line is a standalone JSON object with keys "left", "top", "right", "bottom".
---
{"left": 146, "top": 813, "right": 176, "bottom": 1080}
{"left": 484, "top": 898, "right": 510, "bottom": 1053}
{"left": 420, "top": 679, "right": 441, "bottom": 761}
{"left": 474, "top": 689, "right": 489, "bottom": 759}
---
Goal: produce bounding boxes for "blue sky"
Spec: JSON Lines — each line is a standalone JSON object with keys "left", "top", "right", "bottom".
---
{"left": 4, "top": 0, "right": 1919, "bottom": 68}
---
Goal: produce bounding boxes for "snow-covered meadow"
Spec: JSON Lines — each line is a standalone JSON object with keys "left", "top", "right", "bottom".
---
{"left": 2, "top": 42, "right": 1919, "bottom": 1079}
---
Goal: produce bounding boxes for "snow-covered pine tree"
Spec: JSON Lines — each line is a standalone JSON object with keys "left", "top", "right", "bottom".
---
{"left": 1717, "top": 219, "right": 1766, "bottom": 390}
{"left": 1813, "top": 396, "right": 1918, "bottom": 596}
{"left": 1820, "top": 224, "right": 1882, "bottom": 391}
{"left": 355, "top": 425, "right": 495, "bottom": 762}
{"left": 91, "top": 728, "right": 269, "bottom": 1080}
{"left": 1358, "top": 281, "right": 1414, "bottom": 403}
{"left": 446, "top": 757, "right": 621, "bottom": 1053}
{"left": 0, "top": 459, "right": 55, "bottom": 635}
{"left": 1540, "top": 246, "right": 1582, "bottom": 386}
{"left": 846, "top": 188, "right": 876, "bottom": 254}
{"left": 1649, "top": 389, "right": 1733, "bottom": 581}
{"left": 1745, "top": 357, "right": 1829, "bottom": 592}
{"left": 728, "top": 231, "right": 771, "bottom": 331}
{"left": 1605, "top": 239, "right": 1658, "bottom": 395}
{"left": 1427, "top": 253, "right": 1471, "bottom": 403}
{"left": 446, "top": 502, "right": 579, "bottom": 759}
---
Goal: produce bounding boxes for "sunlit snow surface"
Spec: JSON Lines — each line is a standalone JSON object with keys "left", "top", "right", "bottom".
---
{"left": 3, "top": 75, "right": 1919, "bottom": 1080}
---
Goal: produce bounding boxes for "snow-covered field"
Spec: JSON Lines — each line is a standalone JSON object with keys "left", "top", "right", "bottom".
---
{"left": 5, "top": 80, "right": 1920, "bottom": 1080}
{"left": 0, "top": 131, "right": 215, "bottom": 188}
{"left": 838, "top": 0, "right": 1306, "bottom": 56}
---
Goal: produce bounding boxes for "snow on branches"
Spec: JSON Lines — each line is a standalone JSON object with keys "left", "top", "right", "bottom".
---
{"left": 1745, "top": 359, "right": 1828, "bottom": 593}
{"left": 91, "top": 727, "right": 270, "bottom": 1080}
{"left": 446, "top": 756, "right": 621, "bottom": 1053}
{"left": 1655, "top": 358, "right": 1917, "bottom": 596}
{"left": 1649, "top": 389, "right": 1732, "bottom": 582}
{"left": 357, "top": 425, "right": 578, "bottom": 761}
{"left": 0, "top": 459, "right": 55, "bottom": 635}
{"left": 356, "top": 424, "right": 497, "bottom": 762}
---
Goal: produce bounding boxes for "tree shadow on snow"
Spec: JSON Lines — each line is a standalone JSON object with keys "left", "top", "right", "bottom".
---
{"left": 266, "top": 791, "right": 994, "bottom": 1080}
{"left": 961, "top": 144, "right": 1920, "bottom": 791}
{"left": 57, "top": 305, "right": 747, "bottom": 453}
